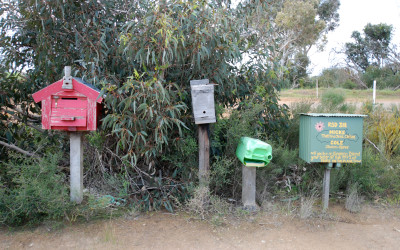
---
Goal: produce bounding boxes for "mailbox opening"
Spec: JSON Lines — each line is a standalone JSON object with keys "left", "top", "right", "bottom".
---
{"left": 61, "top": 97, "right": 78, "bottom": 100}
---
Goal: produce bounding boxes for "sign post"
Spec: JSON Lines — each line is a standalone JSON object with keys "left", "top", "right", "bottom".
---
{"left": 299, "top": 113, "right": 366, "bottom": 211}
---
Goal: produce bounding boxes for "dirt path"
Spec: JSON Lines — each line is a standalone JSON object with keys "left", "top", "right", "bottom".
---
{"left": 1, "top": 204, "right": 400, "bottom": 249}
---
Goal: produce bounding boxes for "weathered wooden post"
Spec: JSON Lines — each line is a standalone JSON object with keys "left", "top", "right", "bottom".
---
{"left": 299, "top": 114, "right": 366, "bottom": 211}
{"left": 32, "top": 66, "right": 103, "bottom": 204}
{"left": 190, "top": 79, "right": 216, "bottom": 185}
{"left": 242, "top": 165, "right": 257, "bottom": 209}
{"left": 70, "top": 132, "right": 84, "bottom": 203}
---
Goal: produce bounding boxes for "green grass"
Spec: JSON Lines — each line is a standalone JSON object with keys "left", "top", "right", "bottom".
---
{"left": 280, "top": 88, "right": 400, "bottom": 100}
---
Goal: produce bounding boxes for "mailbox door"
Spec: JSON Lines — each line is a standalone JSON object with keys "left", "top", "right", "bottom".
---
{"left": 50, "top": 90, "right": 87, "bottom": 129}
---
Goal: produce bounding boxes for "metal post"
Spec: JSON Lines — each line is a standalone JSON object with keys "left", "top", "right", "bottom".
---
{"left": 70, "top": 132, "right": 83, "bottom": 203}
{"left": 322, "top": 163, "right": 332, "bottom": 211}
{"left": 242, "top": 166, "right": 257, "bottom": 210}
{"left": 373, "top": 80, "right": 376, "bottom": 105}
{"left": 198, "top": 124, "right": 210, "bottom": 186}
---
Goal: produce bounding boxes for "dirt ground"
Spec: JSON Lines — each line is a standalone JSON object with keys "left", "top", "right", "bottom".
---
{"left": 1, "top": 204, "right": 400, "bottom": 250}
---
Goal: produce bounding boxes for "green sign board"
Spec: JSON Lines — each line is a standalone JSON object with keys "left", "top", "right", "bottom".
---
{"left": 299, "top": 113, "right": 367, "bottom": 163}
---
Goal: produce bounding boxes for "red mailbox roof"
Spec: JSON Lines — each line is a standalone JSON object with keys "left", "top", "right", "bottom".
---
{"left": 32, "top": 77, "right": 103, "bottom": 103}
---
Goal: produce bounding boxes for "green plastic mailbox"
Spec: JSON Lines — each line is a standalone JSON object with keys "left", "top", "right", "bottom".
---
{"left": 236, "top": 137, "right": 272, "bottom": 167}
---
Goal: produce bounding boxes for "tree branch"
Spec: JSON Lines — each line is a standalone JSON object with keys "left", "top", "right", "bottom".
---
{"left": 11, "top": 106, "right": 41, "bottom": 120}
{"left": 0, "top": 140, "right": 38, "bottom": 158}
{"left": 365, "top": 138, "right": 389, "bottom": 162}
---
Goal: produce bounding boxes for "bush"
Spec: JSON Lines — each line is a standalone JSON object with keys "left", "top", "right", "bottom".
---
{"left": 280, "top": 101, "right": 313, "bottom": 148}
{"left": 210, "top": 100, "right": 277, "bottom": 198}
{"left": 366, "top": 108, "right": 400, "bottom": 158}
{"left": 0, "top": 153, "right": 71, "bottom": 226}
{"left": 320, "top": 89, "right": 345, "bottom": 110}
{"left": 362, "top": 66, "right": 400, "bottom": 89}
{"left": 317, "top": 68, "right": 355, "bottom": 89}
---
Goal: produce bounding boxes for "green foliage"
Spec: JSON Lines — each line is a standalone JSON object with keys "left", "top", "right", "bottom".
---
{"left": 317, "top": 0, "right": 340, "bottom": 31}
{"left": 361, "top": 66, "right": 400, "bottom": 89}
{"left": 210, "top": 97, "right": 289, "bottom": 198}
{"left": 316, "top": 67, "right": 356, "bottom": 89}
{"left": 276, "top": 0, "right": 326, "bottom": 48}
{"left": 0, "top": 153, "right": 70, "bottom": 226}
{"left": 345, "top": 23, "right": 393, "bottom": 71}
{"left": 279, "top": 101, "right": 313, "bottom": 147}
{"left": 321, "top": 89, "right": 345, "bottom": 108}
{"left": 316, "top": 89, "right": 356, "bottom": 113}
{"left": 329, "top": 149, "right": 400, "bottom": 198}
{"left": 161, "top": 130, "right": 198, "bottom": 182}
{"left": 273, "top": 0, "right": 340, "bottom": 87}
{"left": 102, "top": 75, "right": 187, "bottom": 164}
{"left": 366, "top": 106, "right": 400, "bottom": 158}
{"left": 210, "top": 101, "right": 268, "bottom": 198}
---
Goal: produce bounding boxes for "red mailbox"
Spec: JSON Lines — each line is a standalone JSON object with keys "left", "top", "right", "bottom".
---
{"left": 32, "top": 76, "right": 103, "bottom": 131}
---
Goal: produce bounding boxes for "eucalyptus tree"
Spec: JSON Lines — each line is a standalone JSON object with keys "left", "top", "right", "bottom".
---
{"left": 238, "top": 0, "right": 340, "bottom": 87}
{"left": 345, "top": 23, "right": 393, "bottom": 71}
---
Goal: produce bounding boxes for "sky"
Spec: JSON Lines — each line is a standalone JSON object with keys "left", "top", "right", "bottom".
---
{"left": 309, "top": 0, "right": 400, "bottom": 76}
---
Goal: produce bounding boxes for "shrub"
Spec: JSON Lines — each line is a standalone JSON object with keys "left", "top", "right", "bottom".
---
{"left": 0, "top": 153, "right": 71, "bottom": 226}
{"left": 186, "top": 185, "right": 230, "bottom": 220}
{"left": 366, "top": 109, "right": 400, "bottom": 158}
{"left": 320, "top": 89, "right": 345, "bottom": 111}
{"left": 345, "top": 183, "right": 363, "bottom": 213}
{"left": 280, "top": 101, "right": 313, "bottom": 147}
{"left": 210, "top": 100, "right": 274, "bottom": 198}
{"left": 342, "top": 80, "right": 358, "bottom": 89}
{"left": 362, "top": 66, "right": 400, "bottom": 89}
{"left": 299, "top": 192, "right": 317, "bottom": 219}
{"left": 317, "top": 67, "right": 354, "bottom": 88}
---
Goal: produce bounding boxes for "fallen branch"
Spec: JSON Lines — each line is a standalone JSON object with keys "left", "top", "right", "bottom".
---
{"left": 365, "top": 138, "right": 389, "bottom": 162}
{"left": 0, "top": 140, "right": 38, "bottom": 157}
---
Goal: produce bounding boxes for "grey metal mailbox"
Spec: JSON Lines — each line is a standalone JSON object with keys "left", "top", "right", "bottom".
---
{"left": 190, "top": 79, "right": 216, "bottom": 124}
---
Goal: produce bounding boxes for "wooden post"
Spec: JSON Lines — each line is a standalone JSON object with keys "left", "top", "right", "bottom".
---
{"left": 198, "top": 124, "right": 210, "bottom": 185}
{"left": 70, "top": 132, "right": 83, "bottom": 203}
{"left": 316, "top": 79, "right": 319, "bottom": 98}
{"left": 322, "top": 163, "right": 332, "bottom": 211}
{"left": 242, "top": 166, "right": 257, "bottom": 210}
